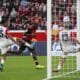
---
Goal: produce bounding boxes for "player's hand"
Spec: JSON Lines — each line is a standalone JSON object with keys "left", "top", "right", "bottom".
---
{"left": 13, "top": 37, "right": 19, "bottom": 42}
{"left": 31, "top": 38, "right": 37, "bottom": 42}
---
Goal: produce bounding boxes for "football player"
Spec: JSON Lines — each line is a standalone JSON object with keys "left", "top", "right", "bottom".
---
{"left": 0, "top": 16, "right": 16, "bottom": 71}
{"left": 53, "top": 26, "right": 80, "bottom": 72}
{"left": 14, "top": 23, "right": 45, "bottom": 69}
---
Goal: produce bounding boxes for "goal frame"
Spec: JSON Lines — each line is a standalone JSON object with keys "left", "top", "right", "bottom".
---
{"left": 46, "top": 0, "right": 80, "bottom": 80}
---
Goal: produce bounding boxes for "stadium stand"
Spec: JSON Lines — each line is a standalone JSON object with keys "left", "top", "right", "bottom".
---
{"left": 0, "top": 0, "right": 47, "bottom": 30}
{"left": 0, "top": 0, "right": 76, "bottom": 30}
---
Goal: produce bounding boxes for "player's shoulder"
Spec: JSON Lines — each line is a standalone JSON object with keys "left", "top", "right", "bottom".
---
{"left": 59, "top": 30, "right": 65, "bottom": 34}
{"left": 0, "top": 25, "right": 8, "bottom": 32}
{"left": 60, "top": 29, "right": 70, "bottom": 33}
{"left": 59, "top": 29, "right": 68, "bottom": 37}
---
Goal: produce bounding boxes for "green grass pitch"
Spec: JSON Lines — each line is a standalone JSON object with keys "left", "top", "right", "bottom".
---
{"left": 0, "top": 56, "right": 46, "bottom": 80}
{"left": 0, "top": 56, "right": 80, "bottom": 80}
{"left": 52, "top": 56, "right": 80, "bottom": 80}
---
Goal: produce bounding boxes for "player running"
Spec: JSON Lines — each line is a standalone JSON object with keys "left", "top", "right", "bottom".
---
{"left": 14, "top": 23, "right": 45, "bottom": 69}
{"left": 53, "top": 26, "right": 80, "bottom": 72}
{"left": 0, "top": 16, "right": 16, "bottom": 71}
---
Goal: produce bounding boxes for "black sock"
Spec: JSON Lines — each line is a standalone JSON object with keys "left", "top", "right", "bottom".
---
{"left": 35, "top": 61, "right": 39, "bottom": 65}
{"left": 31, "top": 50, "right": 39, "bottom": 66}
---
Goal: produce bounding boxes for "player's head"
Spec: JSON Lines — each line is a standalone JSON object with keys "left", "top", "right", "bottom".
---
{"left": 0, "top": 16, "right": 9, "bottom": 27}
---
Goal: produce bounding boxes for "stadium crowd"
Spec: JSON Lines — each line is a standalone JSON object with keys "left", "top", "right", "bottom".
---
{"left": 52, "top": 0, "right": 76, "bottom": 30}
{"left": 52, "top": 0, "right": 76, "bottom": 40}
{"left": 0, "top": 0, "right": 47, "bottom": 30}
{"left": 0, "top": 0, "right": 76, "bottom": 30}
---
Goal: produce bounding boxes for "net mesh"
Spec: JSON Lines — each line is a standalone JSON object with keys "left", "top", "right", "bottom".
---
{"left": 51, "top": 0, "right": 80, "bottom": 79}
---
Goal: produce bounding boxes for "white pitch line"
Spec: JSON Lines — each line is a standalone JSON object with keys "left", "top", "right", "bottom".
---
{"left": 43, "top": 70, "right": 79, "bottom": 80}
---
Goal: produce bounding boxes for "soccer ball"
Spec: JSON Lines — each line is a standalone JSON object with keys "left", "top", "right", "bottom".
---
{"left": 10, "top": 44, "right": 19, "bottom": 51}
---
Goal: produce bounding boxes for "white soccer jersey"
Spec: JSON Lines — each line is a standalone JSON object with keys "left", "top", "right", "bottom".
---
{"left": 59, "top": 30, "right": 71, "bottom": 47}
{"left": 59, "top": 30, "right": 80, "bottom": 54}
{"left": 0, "top": 25, "right": 13, "bottom": 55}
{"left": 0, "top": 25, "right": 8, "bottom": 39}
{"left": 59, "top": 30, "right": 73, "bottom": 51}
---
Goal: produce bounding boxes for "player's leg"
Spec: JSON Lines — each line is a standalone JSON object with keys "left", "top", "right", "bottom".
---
{"left": 0, "top": 55, "right": 6, "bottom": 71}
{"left": 19, "top": 41, "right": 40, "bottom": 66}
{"left": 57, "top": 54, "right": 66, "bottom": 71}
{"left": 30, "top": 48, "right": 39, "bottom": 65}
{"left": 0, "top": 48, "right": 7, "bottom": 72}
{"left": 0, "top": 39, "right": 14, "bottom": 72}
{"left": 53, "top": 45, "right": 77, "bottom": 72}
{"left": 57, "top": 43, "right": 71, "bottom": 70}
{"left": 53, "top": 52, "right": 67, "bottom": 72}
{"left": 25, "top": 42, "right": 45, "bottom": 69}
{"left": 53, "top": 45, "right": 68, "bottom": 72}
{"left": 16, "top": 38, "right": 45, "bottom": 69}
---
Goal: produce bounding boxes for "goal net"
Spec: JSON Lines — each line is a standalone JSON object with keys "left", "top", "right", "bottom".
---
{"left": 45, "top": 0, "right": 80, "bottom": 80}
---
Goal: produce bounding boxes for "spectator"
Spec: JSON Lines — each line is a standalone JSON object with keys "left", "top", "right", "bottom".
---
{"left": 14, "top": 0, "right": 20, "bottom": 11}
{"left": 40, "top": 18, "right": 46, "bottom": 30}
{"left": 52, "top": 21, "right": 59, "bottom": 41}
{"left": 25, "top": 7, "right": 31, "bottom": 17}
{"left": 0, "top": 8, "right": 5, "bottom": 19}
{"left": 10, "top": 8, "right": 17, "bottom": 18}
{"left": 18, "top": 6, "right": 23, "bottom": 17}
{"left": 0, "top": 0, "right": 3, "bottom": 8}
{"left": 59, "top": 21, "right": 64, "bottom": 31}
{"left": 63, "top": 11, "right": 70, "bottom": 28}
{"left": 71, "top": 4, "right": 76, "bottom": 14}
{"left": 3, "top": 0, "right": 7, "bottom": 7}
{"left": 20, "top": 0, "right": 28, "bottom": 7}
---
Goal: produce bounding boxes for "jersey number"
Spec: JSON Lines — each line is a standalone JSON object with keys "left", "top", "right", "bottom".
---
{"left": 62, "top": 33, "right": 69, "bottom": 41}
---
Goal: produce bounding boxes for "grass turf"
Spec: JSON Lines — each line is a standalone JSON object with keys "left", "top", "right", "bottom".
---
{"left": 0, "top": 56, "right": 80, "bottom": 80}
{"left": 0, "top": 56, "right": 46, "bottom": 80}
{"left": 52, "top": 56, "right": 80, "bottom": 80}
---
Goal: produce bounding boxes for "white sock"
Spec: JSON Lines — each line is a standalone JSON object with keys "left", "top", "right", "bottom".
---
{"left": 57, "top": 64, "right": 61, "bottom": 70}
{"left": 1, "top": 59, "right": 4, "bottom": 64}
{"left": 25, "top": 43, "right": 32, "bottom": 48}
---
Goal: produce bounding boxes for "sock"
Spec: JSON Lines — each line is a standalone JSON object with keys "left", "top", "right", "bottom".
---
{"left": 31, "top": 50, "right": 39, "bottom": 66}
{"left": 0, "top": 59, "right": 4, "bottom": 71}
{"left": 35, "top": 61, "right": 39, "bottom": 65}
{"left": 57, "top": 64, "right": 61, "bottom": 70}
{"left": 25, "top": 43, "right": 32, "bottom": 48}
{"left": 1, "top": 59, "right": 4, "bottom": 65}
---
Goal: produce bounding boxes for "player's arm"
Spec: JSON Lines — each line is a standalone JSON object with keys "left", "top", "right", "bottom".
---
{"left": 7, "top": 34, "right": 17, "bottom": 43}
{"left": 76, "top": 39, "right": 80, "bottom": 44}
{"left": 59, "top": 41, "right": 63, "bottom": 51}
{"left": 6, "top": 29, "right": 17, "bottom": 43}
{"left": 71, "top": 37, "right": 80, "bottom": 44}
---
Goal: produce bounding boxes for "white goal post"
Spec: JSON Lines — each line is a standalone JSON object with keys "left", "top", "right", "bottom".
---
{"left": 46, "top": 0, "right": 80, "bottom": 80}
{"left": 76, "top": 0, "right": 80, "bottom": 71}
{"left": 77, "top": 0, "right": 80, "bottom": 41}
{"left": 47, "top": 0, "right": 52, "bottom": 79}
